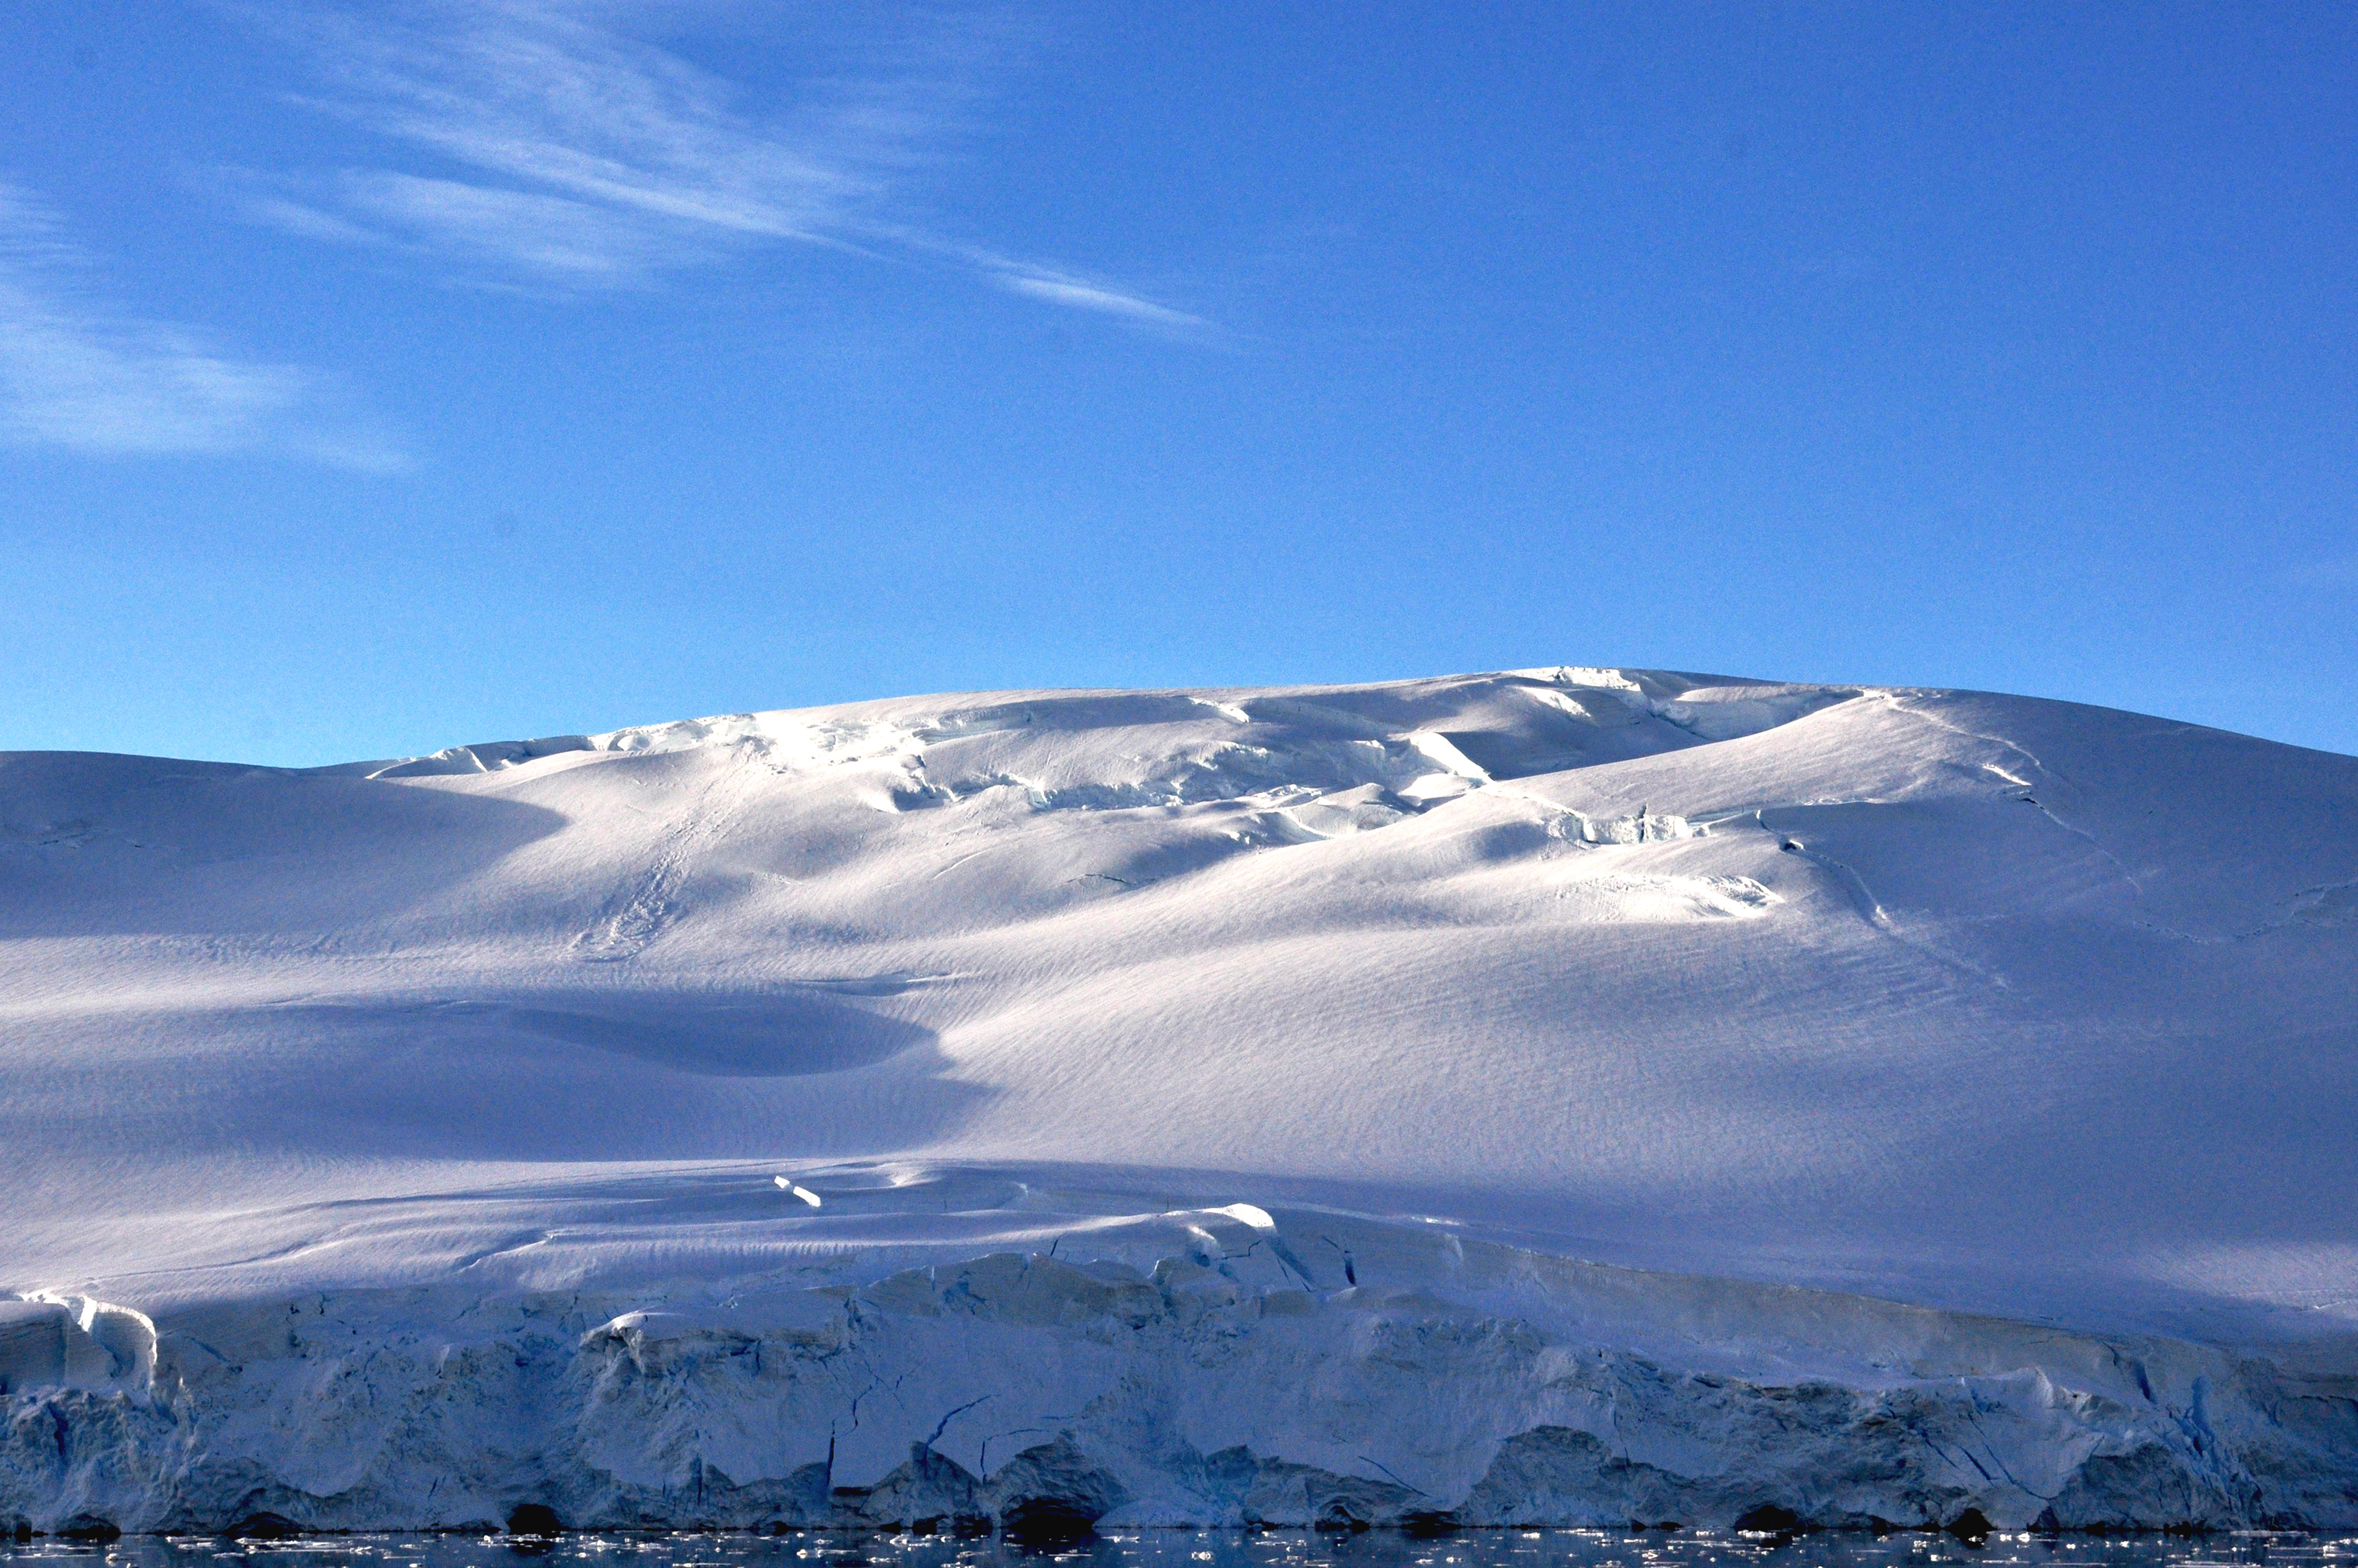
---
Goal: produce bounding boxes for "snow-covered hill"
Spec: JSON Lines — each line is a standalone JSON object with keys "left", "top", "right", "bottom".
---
{"left": 3, "top": 668, "right": 2354, "bottom": 1534}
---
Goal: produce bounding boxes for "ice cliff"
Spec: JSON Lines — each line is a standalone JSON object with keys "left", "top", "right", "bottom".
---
{"left": 7, "top": 1195, "right": 2356, "bottom": 1537}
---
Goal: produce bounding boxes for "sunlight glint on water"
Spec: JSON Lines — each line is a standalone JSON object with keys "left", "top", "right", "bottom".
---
{"left": 1, "top": 1533, "right": 2353, "bottom": 1568}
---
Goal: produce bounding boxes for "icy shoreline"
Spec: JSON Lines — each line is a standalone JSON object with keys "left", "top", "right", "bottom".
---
{"left": 8, "top": 1207, "right": 2354, "bottom": 1538}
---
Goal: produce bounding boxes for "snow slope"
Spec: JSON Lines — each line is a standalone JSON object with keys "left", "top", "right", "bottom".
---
{"left": 3, "top": 668, "right": 2355, "bottom": 1533}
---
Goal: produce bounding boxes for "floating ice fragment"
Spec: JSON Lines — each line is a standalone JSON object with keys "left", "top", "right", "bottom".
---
{"left": 773, "top": 1177, "right": 823, "bottom": 1207}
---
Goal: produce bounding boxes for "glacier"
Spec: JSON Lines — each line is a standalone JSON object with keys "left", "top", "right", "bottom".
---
{"left": 2, "top": 667, "right": 2354, "bottom": 1537}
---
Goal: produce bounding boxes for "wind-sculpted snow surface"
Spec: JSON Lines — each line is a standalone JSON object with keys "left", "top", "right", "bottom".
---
{"left": 2, "top": 668, "right": 2355, "bottom": 1533}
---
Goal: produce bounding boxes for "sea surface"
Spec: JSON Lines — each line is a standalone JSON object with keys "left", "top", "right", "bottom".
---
{"left": 0, "top": 1531, "right": 2349, "bottom": 1568}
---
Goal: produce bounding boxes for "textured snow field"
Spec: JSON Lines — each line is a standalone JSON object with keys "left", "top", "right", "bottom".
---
{"left": 5, "top": 667, "right": 2351, "bottom": 1339}
{"left": 3, "top": 668, "right": 2355, "bottom": 1531}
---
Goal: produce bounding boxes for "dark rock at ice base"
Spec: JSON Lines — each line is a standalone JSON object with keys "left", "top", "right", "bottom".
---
{"left": 506, "top": 1503, "right": 564, "bottom": 1536}
{"left": 1947, "top": 1508, "right": 1993, "bottom": 1544}
{"left": 999, "top": 1498, "right": 1102, "bottom": 1545}
{"left": 224, "top": 1511, "right": 300, "bottom": 1539}
{"left": 897, "top": 1512, "right": 994, "bottom": 1537}
{"left": 1313, "top": 1499, "right": 1374, "bottom": 1531}
{"left": 1733, "top": 1504, "right": 1811, "bottom": 1534}
{"left": 991, "top": 1438, "right": 1128, "bottom": 1543}
{"left": 56, "top": 1512, "right": 119, "bottom": 1541}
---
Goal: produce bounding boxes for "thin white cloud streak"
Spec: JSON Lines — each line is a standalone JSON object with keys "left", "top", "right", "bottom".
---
{"left": 996, "top": 272, "right": 1206, "bottom": 329}
{"left": 245, "top": 1, "right": 1204, "bottom": 329}
{"left": 0, "top": 184, "right": 406, "bottom": 470}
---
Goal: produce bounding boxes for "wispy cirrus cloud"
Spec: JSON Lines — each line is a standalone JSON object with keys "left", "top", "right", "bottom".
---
{"left": 994, "top": 271, "right": 1208, "bottom": 329}
{"left": 0, "top": 183, "right": 405, "bottom": 470}
{"left": 239, "top": 1, "right": 1207, "bottom": 332}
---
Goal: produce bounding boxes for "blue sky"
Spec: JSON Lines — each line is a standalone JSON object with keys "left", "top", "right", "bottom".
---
{"left": 3, "top": 2, "right": 2353, "bottom": 764}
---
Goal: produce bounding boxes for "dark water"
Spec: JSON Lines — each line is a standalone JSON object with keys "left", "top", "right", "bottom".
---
{"left": 1, "top": 1531, "right": 2349, "bottom": 1568}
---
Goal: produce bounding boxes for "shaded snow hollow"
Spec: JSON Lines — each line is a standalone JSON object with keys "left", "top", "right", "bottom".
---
{"left": 2, "top": 667, "right": 2355, "bottom": 1533}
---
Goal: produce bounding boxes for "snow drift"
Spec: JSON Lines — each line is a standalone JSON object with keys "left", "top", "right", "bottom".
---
{"left": 2, "top": 667, "right": 2354, "bottom": 1534}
